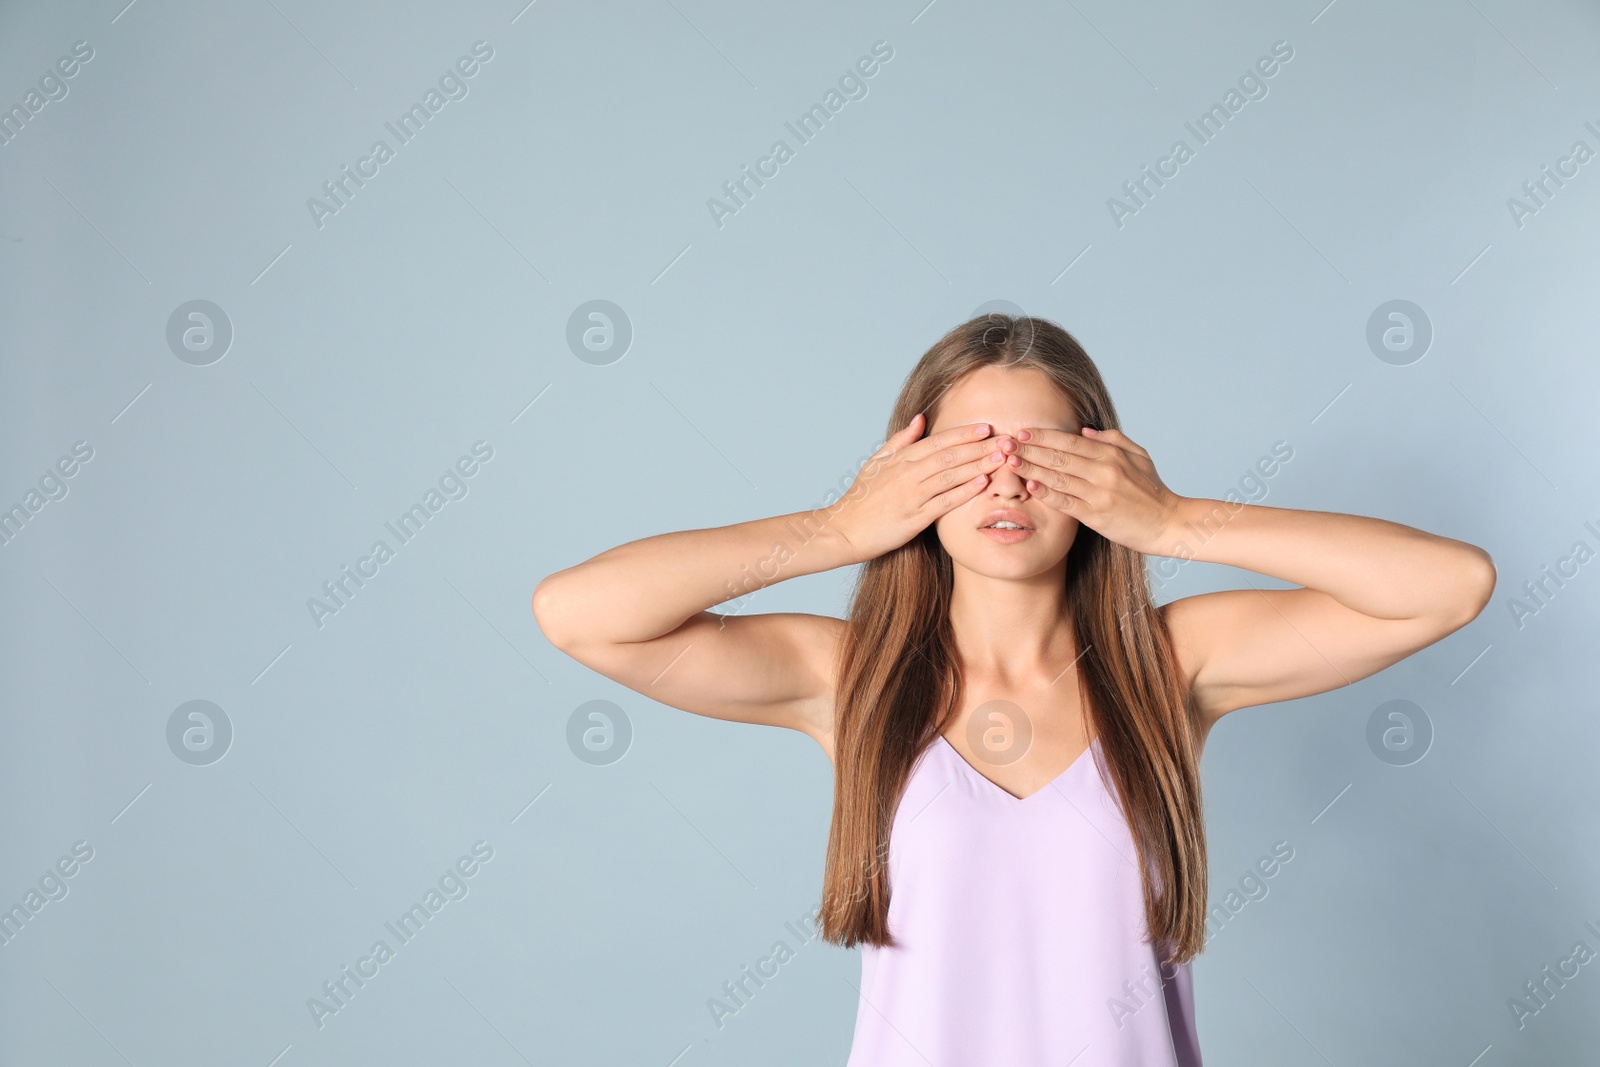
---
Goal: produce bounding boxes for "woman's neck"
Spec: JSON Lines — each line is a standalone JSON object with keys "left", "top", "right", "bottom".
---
{"left": 947, "top": 564, "right": 1075, "bottom": 678}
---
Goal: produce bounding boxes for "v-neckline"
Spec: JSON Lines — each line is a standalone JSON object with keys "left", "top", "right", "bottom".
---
{"left": 936, "top": 733, "right": 1098, "bottom": 803}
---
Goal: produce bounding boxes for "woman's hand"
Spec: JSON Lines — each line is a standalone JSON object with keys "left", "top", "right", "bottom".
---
{"left": 825, "top": 413, "right": 1009, "bottom": 561}
{"left": 1003, "top": 426, "right": 1184, "bottom": 555}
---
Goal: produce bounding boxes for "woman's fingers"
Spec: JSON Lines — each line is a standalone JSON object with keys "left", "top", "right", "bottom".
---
{"left": 1008, "top": 454, "right": 1092, "bottom": 504}
{"left": 901, "top": 420, "right": 994, "bottom": 463}
{"left": 872, "top": 412, "right": 927, "bottom": 460}
{"left": 1018, "top": 424, "right": 1151, "bottom": 473}
{"left": 1016, "top": 428, "right": 1164, "bottom": 504}
{"left": 926, "top": 468, "right": 993, "bottom": 515}
{"left": 1087, "top": 426, "right": 1151, "bottom": 460}
{"left": 918, "top": 446, "right": 1006, "bottom": 500}
{"left": 1008, "top": 448, "right": 1091, "bottom": 494}
{"left": 1010, "top": 429, "right": 1099, "bottom": 488}
{"left": 1021, "top": 474, "right": 1077, "bottom": 511}
{"left": 896, "top": 412, "right": 926, "bottom": 445}
{"left": 920, "top": 434, "right": 1005, "bottom": 478}
{"left": 1015, "top": 426, "right": 1095, "bottom": 456}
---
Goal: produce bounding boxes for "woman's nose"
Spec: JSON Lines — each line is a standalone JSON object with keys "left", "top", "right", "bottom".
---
{"left": 987, "top": 455, "right": 1027, "bottom": 490}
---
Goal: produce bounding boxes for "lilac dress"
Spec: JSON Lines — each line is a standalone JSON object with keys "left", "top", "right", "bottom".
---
{"left": 844, "top": 734, "right": 1204, "bottom": 1066}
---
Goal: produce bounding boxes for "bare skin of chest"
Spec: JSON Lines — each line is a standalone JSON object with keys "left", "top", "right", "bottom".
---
{"left": 938, "top": 676, "right": 1094, "bottom": 800}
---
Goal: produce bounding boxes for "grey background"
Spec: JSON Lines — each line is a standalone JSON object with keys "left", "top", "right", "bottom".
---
{"left": 2, "top": 0, "right": 1597, "bottom": 1063}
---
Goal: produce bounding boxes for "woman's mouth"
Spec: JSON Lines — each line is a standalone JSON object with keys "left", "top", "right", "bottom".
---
{"left": 978, "top": 510, "right": 1034, "bottom": 541}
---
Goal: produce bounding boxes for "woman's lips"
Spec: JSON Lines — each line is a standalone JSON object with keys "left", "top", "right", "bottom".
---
{"left": 977, "top": 508, "right": 1034, "bottom": 530}
{"left": 980, "top": 526, "right": 1033, "bottom": 543}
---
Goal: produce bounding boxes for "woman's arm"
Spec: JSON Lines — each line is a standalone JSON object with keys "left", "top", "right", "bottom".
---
{"left": 533, "top": 415, "right": 1005, "bottom": 753}
{"left": 998, "top": 424, "right": 1497, "bottom": 738}
{"left": 1153, "top": 496, "right": 1497, "bottom": 733}
{"left": 532, "top": 511, "right": 860, "bottom": 748}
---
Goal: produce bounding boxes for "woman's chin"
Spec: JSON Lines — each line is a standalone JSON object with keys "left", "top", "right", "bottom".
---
{"left": 950, "top": 544, "right": 1070, "bottom": 577}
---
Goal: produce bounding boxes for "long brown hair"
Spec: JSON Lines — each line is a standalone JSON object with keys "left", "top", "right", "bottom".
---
{"left": 816, "top": 313, "right": 1208, "bottom": 967}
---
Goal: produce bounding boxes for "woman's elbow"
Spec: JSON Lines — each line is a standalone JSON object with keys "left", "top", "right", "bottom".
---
{"left": 532, "top": 573, "right": 578, "bottom": 650}
{"left": 1448, "top": 547, "right": 1497, "bottom": 629}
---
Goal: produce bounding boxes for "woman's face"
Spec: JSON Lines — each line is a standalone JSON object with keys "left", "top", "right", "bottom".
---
{"left": 928, "top": 364, "right": 1082, "bottom": 578}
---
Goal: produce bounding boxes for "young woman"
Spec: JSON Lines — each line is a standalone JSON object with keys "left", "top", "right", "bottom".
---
{"left": 531, "top": 315, "right": 1496, "bottom": 1066}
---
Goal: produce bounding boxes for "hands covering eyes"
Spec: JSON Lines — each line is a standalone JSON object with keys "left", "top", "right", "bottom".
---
{"left": 825, "top": 415, "right": 1182, "bottom": 560}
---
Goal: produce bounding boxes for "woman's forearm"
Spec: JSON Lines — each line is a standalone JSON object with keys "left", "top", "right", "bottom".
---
{"left": 1151, "top": 497, "right": 1496, "bottom": 623}
{"left": 533, "top": 508, "right": 863, "bottom": 648}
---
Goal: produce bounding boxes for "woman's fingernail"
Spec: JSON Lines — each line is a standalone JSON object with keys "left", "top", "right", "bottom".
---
{"left": 976, "top": 423, "right": 990, "bottom": 434}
